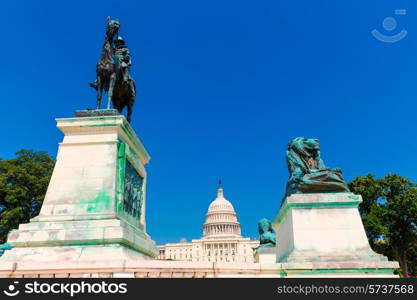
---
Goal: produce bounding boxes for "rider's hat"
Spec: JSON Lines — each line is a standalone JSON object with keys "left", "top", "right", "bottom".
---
{"left": 114, "top": 36, "right": 126, "bottom": 46}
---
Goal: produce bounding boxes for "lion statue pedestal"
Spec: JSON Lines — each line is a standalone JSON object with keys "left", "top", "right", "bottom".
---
{"left": 273, "top": 193, "right": 399, "bottom": 276}
{"left": 254, "top": 246, "right": 276, "bottom": 264}
{"left": 253, "top": 218, "right": 276, "bottom": 264}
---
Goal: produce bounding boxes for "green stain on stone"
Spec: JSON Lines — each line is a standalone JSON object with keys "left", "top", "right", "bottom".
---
{"left": 288, "top": 202, "right": 359, "bottom": 209}
{"left": 86, "top": 190, "right": 112, "bottom": 213}
{"left": 119, "top": 124, "right": 149, "bottom": 162}
{"left": 116, "top": 139, "right": 126, "bottom": 214}
{"left": 86, "top": 123, "right": 118, "bottom": 128}
{"left": 284, "top": 268, "right": 395, "bottom": 275}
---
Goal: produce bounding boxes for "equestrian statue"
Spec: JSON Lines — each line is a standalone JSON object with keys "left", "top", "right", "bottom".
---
{"left": 90, "top": 17, "right": 136, "bottom": 122}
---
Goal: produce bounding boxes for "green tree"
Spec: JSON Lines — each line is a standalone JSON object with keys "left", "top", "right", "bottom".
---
{"left": 349, "top": 173, "right": 417, "bottom": 277}
{"left": 0, "top": 150, "right": 55, "bottom": 243}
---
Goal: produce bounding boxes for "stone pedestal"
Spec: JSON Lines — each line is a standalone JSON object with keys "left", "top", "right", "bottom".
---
{"left": 0, "top": 115, "right": 157, "bottom": 263}
{"left": 253, "top": 246, "right": 276, "bottom": 264}
{"left": 272, "top": 193, "right": 399, "bottom": 277}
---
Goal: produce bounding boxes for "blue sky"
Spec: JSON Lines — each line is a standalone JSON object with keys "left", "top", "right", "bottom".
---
{"left": 0, "top": 0, "right": 416, "bottom": 244}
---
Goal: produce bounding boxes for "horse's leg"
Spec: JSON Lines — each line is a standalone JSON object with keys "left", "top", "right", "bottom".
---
{"left": 116, "top": 105, "right": 123, "bottom": 114}
{"left": 130, "top": 80, "right": 136, "bottom": 97}
{"left": 127, "top": 100, "right": 133, "bottom": 123}
{"left": 107, "top": 73, "right": 116, "bottom": 109}
{"left": 113, "top": 100, "right": 122, "bottom": 114}
{"left": 96, "top": 76, "right": 102, "bottom": 109}
{"left": 127, "top": 80, "right": 135, "bottom": 123}
{"left": 117, "top": 106, "right": 124, "bottom": 119}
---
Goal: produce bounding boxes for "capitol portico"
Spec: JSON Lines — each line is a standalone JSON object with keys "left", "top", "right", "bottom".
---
{"left": 157, "top": 183, "right": 259, "bottom": 263}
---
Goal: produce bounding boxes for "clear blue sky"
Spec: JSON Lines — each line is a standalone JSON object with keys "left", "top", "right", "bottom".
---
{"left": 0, "top": 1, "right": 416, "bottom": 244}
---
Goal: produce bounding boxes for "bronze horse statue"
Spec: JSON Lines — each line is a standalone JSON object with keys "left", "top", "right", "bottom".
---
{"left": 90, "top": 17, "right": 136, "bottom": 122}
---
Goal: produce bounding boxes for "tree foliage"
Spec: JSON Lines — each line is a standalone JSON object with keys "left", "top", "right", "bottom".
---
{"left": 349, "top": 173, "right": 417, "bottom": 277}
{"left": 0, "top": 150, "right": 55, "bottom": 243}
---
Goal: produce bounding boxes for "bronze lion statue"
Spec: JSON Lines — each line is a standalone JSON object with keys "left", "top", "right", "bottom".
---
{"left": 257, "top": 218, "right": 276, "bottom": 248}
{"left": 285, "top": 137, "right": 350, "bottom": 197}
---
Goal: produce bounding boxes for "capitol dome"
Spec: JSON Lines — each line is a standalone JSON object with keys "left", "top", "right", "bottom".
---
{"left": 203, "top": 182, "right": 241, "bottom": 238}
{"left": 208, "top": 193, "right": 234, "bottom": 212}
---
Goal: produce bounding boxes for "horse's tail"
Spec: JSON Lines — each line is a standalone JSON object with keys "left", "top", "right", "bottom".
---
{"left": 89, "top": 81, "right": 98, "bottom": 90}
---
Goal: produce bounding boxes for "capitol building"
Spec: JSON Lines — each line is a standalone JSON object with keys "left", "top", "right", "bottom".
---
{"left": 157, "top": 183, "right": 259, "bottom": 263}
